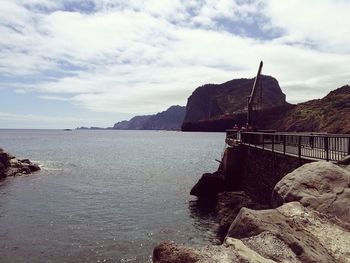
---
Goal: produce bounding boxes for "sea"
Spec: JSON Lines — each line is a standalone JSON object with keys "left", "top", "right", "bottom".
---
{"left": 0, "top": 130, "right": 225, "bottom": 263}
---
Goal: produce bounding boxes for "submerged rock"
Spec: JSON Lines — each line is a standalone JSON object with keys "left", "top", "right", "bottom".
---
{"left": 190, "top": 172, "right": 226, "bottom": 198}
{"left": 272, "top": 161, "right": 350, "bottom": 224}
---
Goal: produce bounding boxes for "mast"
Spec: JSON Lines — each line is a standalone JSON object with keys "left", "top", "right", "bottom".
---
{"left": 247, "top": 61, "right": 263, "bottom": 128}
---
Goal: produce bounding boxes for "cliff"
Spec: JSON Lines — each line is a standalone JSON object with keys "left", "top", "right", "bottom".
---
{"left": 182, "top": 75, "right": 288, "bottom": 130}
{"left": 271, "top": 85, "right": 350, "bottom": 133}
{"left": 182, "top": 78, "right": 350, "bottom": 133}
{"left": 112, "top": 105, "right": 186, "bottom": 130}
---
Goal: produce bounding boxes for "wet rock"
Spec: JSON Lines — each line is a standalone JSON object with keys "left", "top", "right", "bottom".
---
{"left": 153, "top": 241, "right": 200, "bottom": 263}
{"left": 21, "top": 167, "right": 31, "bottom": 174}
{"left": 20, "top": 159, "right": 31, "bottom": 164}
{"left": 0, "top": 148, "right": 40, "bottom": 179}
{"left": 0, "top": 152, "right": 10, "bottom": 166}
{"left": 217, "top": 191, "right": 268, "bottom": 235}
{"left": 272, "top": 161, "right": 350, "bottom": 224}
{"left": 5, "top": 167, "right": 21, "bottom": 177}
{"left": 227, "top": 202, "right": 350, "bottom": 263}
{"left": 28, "top": 163, "right": 40, "bottom": 172}
{"left": 190, "top": 172, "right": 226, "bottom": 197}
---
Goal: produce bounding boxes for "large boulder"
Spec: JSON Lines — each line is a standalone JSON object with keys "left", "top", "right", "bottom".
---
{"left": 190, "top": 172, "right": 226, "bottom": 198}
{"left": 227, "top": 202, "right": 350, "bottom": 263}
{"left": 272, "top": 161, "right": 350, "bottom": 224}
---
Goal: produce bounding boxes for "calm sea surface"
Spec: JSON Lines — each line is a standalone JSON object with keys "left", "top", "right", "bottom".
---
{"left": 0, "top": 130, "right": 225, "bottom": 263}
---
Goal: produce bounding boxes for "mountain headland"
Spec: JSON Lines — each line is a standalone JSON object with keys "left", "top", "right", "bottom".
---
{"left": 78, "top": 76, "right": 350, "bottom": 134}
{"left": 182, "top": 79, "right": 350, "bottom": 133}
{"left": 112, "top": 105, "right": 186, "bottom": 130}
{"left": 77, "top": 105, "right": 186, "bottom": 131}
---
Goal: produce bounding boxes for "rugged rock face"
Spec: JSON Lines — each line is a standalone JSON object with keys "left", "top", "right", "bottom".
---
{"left": 0, "top": 148, "right": 40, "bottom": 179}
{"left": 182, "top": 75, "right": 288, "bottom": 127}
{"left": 271, "top": 85, "right": 350, "bottom": 133}
{"left": 153, "top": 202, "right": 350, "bottom": 263}
{"left": 113, "top": 105, "right": 186, "bottom": 130}
{"left": 272, "top": 161, "right": 350, "bottom": 224}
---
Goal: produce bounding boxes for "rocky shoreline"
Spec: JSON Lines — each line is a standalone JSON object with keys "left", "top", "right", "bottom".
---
{"left": 0, "top": 147, "right": 40, "bottom": 180}
{"left": 152, "top": 160, "right": 350, "bottom": 262}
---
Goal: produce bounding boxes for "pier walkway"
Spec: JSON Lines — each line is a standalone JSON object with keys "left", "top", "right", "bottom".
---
{"left": 226, "top": 131, "right": 350, "bottom": 162}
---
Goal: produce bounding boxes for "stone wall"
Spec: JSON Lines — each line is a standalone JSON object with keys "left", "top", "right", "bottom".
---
{"left": 224, "top": 144, "right": 314, "bottom": 204}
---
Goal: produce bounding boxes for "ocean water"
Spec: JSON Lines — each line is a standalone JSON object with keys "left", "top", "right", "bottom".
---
{"left": 0, "top": 130, "right": 225, "bottom": 263}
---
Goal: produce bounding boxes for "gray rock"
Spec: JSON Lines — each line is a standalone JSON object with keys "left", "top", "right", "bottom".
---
{"left": 272, "top": 161, "right": 350, "bottom": 224}
{"left": 227, "top": 202, "right": 350, "bottom": 263}
{"left": 153, "top": 238, "right": 277, "bottom": 263}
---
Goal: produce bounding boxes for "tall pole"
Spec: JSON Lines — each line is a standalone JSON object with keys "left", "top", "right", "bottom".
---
{"left": 247, "top": 61, "right": 263, "bottom": 128}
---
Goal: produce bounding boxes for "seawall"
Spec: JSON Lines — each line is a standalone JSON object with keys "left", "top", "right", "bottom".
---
{"left": 222, "top": 144, "right": 314, "bottom": 204}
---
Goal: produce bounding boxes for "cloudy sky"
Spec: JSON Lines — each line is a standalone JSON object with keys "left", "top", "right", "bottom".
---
{"left": 0, "top": 0, "right": 349, "bottom": 128}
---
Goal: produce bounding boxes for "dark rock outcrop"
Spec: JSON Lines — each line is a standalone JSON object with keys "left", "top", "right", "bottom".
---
{"left": 182, "top": 75, "right": 288, "bottom": 131}
{"left": 190, "top": 172, "right": 226, "bottom": 198}
{"left": 0, "top": 148, "right": 40, "bottom": 179}
{"left": 113, "top": 105, "right": 186, "bottom": 130}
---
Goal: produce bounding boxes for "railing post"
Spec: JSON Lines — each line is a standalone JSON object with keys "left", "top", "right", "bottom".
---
{"left": 298, "top": 136, "right": 301, "bottom": 161}
{"left": 325, "top": 136, "right": 329, "bottom": 161}
{"left": 262, "top": 134, "right": 265, "bottom": 150}
{"left": 348, "top": 137, "right": 350, "bottom": 156}
{"left": 283, "top": 135, "right": 286, "bottom": 155}
{"left": 272, "top": 134, "right": 274, "bottom": 152}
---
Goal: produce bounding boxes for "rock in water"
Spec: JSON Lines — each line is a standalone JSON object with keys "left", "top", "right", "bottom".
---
{"left": 272, "top": 161, "right": 350, "bottom": 224}
{"left": 0, "top": 148, "right": 40, "bottom": 179}
{"left": 190, "top": 172, "right": 226, "bottom": 197}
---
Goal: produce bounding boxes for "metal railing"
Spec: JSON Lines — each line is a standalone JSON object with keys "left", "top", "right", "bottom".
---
{"left": 227, "top": 131, "right": 350, "bottom": 162}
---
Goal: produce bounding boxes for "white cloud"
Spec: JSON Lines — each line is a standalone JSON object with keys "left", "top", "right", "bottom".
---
{"left": 0, "top": 0, "right": 350, "bottom": 119}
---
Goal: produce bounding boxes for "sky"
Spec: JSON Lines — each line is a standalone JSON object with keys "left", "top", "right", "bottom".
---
{"left": 0, "top": 0, "right": 350, "bottom": 129}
